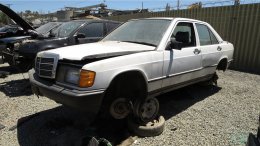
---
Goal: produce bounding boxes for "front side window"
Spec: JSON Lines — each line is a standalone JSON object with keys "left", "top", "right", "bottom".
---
{"left": 196, "top": 24, "right": 219, "bottom": 46}
{"left": 78, "top": 23, "right": 104, "bottom": 38}
{"left": 55, "top": 21, "right": 84, "bottom": 38}
{"left": 171, "top": 22, "right": 196, "bottom": 48}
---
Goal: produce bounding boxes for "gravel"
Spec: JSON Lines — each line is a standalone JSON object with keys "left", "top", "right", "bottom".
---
{"left": 0, "top": 63, "right": 259, "bottom": 146}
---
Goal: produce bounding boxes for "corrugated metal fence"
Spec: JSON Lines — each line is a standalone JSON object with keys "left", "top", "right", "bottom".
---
{"left": 106, "top": 3, "right": 260, "bottom": 74}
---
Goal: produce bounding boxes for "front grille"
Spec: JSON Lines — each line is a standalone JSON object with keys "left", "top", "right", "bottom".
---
{"left": 35, "top": 57, "right": 55, "bottom": 78}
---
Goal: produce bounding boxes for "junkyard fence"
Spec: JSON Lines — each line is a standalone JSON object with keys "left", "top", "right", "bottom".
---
{"left": 106, "top": 3, "right": 260, "bottom": 74}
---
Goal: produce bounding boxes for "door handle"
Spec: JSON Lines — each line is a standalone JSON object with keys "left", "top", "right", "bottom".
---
{"left": 217, "top": 46, "right": 222, "bottom": 51}
{"left": 193, "top": 48, "right": 201, "bottom": 55}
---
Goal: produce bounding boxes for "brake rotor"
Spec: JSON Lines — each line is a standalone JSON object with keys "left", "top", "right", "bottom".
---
{"left": 138, "top": 97, "right": 159, "bottom": 122}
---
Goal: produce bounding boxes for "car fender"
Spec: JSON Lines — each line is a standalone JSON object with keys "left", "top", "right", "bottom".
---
{"left": 108, "top": 68, "right": 149, "bottom": 89}
{"left": 94, "top": 66, "right": 150, "bottom": 91}
{"left": 81, "top": 51, "right": 157, "bottom": 91}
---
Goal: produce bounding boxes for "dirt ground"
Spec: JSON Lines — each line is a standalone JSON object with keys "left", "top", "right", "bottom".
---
{"left": 0, "top": 63, "right": 259, "bottom": 146}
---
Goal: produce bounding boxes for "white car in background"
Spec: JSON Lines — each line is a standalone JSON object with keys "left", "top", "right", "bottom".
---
{"left": 29, "top": 17, "right": 234, "bottom": 123}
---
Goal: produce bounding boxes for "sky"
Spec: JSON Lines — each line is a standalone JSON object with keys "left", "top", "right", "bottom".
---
{"left": 0, "top": 0, "right": 259, "bottom": 13}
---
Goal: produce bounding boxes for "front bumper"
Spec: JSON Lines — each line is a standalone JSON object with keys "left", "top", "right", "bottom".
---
{"left": 29, "top": 69, "right": 105, "bottom": 114}
{"left": 1, "top": 48, "right": 32, "bottom": 65}
{"left": 2, "top": 50, "right": 16, "bottom": 65}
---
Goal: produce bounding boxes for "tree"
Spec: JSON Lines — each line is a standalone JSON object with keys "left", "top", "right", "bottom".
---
{"left": 0, "top": 12, "right": 8, "bottom": 25}
{"left": 25, "top": 10, "right": 31, "bottom": 15}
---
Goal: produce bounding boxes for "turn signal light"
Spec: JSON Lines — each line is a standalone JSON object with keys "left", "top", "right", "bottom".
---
{"left": 79, "top": 70, "right": 96, "bottom": 88}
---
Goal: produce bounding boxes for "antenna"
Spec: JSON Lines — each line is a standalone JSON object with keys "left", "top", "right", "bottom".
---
{"left": 177, "top": 0, "right": 180, "bottom": 10}
{"left": 234, "top": 0, "right": 240, "bottom": 5}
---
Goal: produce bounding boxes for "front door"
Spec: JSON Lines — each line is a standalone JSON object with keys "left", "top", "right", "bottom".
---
{"left": 162, "top": 22, "right": 202, "bottom": 88}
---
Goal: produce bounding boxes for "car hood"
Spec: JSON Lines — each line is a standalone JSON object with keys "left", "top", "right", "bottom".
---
{"left": 19, "top": 37, "right": 67, "bottom": 55}
{"left": 39, "top": 41, "right": 156, "bottom": 60}
{"left": 0, "top": 4, "right": 34, "bottom": 31}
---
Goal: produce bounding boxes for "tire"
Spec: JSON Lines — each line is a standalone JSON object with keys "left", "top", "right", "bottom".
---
{"left": 127, "top": 115, "right": 165, "bottom": 137}
{"left": 15, "top": 60, "right": 34, "bottom": 72}
{"left": 98, "top": 80, "right": 133, "bottom": 120}
{"left": 133, "top": 97, "right": 160, "bottom": 124}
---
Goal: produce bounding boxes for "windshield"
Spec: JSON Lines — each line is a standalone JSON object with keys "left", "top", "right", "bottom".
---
{"left": 36, "top": 22, "right": 61, "bottom": 35}
{"left": 103, "top": 19, "right": 171, "bottom": 46}
{"left": 54, "top": 21, "right": 84, "bottom": 38}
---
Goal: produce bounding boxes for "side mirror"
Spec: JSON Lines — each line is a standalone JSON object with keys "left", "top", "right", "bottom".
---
{"left": 75, "top": 33, "right": 86, "bottom": 39}
{"left": 48, "top": 29, "right": 55, "bottom": 38}
{"left": 168, "top": 38, "right": 183, "bottom": 50}
{"left": 28, "top": 29, "right": 39, "bottom": 39}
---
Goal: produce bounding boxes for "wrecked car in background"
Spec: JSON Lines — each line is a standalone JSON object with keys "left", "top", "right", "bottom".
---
{"left": 0, "top": 4, "right": 62, "bottom": 67}
{"left": 0, "top": 25, "right": 22, "bottom": 38}
{"left": 0, "top": 22, "right": 62, "bottom": 69}
{"left": 0, "top": 3, "right": 120, "bottom": 70}
{"left": 13, "top": 20, "right": 120, "bottom": 70}
{"left": 29, "top": 18, "right": 234, "bottom": 136}
{"left": 0, "top": 4, "right": 35, "bottom": 38}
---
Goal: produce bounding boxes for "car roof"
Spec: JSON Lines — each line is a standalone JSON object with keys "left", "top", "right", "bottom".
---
{"left": 71, "top": 19, "right": 120, "bottom": 24}
{"left": 130, "top": 17, "right": 206, "bottom": 24}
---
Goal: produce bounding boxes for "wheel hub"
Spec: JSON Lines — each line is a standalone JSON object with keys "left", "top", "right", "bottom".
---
{"left": 110, "top": 98, "right": 130, "bottom": 119}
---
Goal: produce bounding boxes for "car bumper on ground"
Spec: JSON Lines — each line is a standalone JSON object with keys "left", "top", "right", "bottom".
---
{"left": 0, "top": 44, "right": 6, "bottom": 64}
{"left": 246, "top": 116, "right": 260, "bottom": 146}
{"left": 29, "top": 69, "right": 105, "bottom": 114}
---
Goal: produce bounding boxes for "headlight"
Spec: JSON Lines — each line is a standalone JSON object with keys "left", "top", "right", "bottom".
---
{"left": 56, "top": 65, "right": 95, "bottom": 88}
{"left": 56, "top": 65, "right": 80, "bottom": 85}
{"left": 79, "top": 70, "right": 96, "bottom": 88}
{"left": 13, "top": 42, "right": 21, "bottom": 50}
{"left": 65, "top": 69, "right": 80, "bottom": 85}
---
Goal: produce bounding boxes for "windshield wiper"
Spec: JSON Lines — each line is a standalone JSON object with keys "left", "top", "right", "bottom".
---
{"left": 122, "top": 41, "right": 156, "bottom": 47}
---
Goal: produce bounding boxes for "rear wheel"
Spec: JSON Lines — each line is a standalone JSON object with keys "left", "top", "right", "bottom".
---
{"left": 199, "top": 72, "right": 219, "bottom": 86}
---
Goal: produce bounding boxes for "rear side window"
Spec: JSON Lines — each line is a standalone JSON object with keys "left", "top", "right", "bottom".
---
{"left": 196, "top": 24, "right": 219, "bottom": 46}
{"left": 106, "top": 23, "right": 119, "bottom": 34}
{"left": 208, "top": 29, "right": 219, "bottom": 44}
{"left": 78, "top": 23, "right": 104, "bottom": 38}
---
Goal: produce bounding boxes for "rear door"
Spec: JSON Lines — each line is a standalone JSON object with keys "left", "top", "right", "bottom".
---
{"left": 195, "top": 23, "right": 222, "bottom": 74}
{"left": 76, "top": 22, "right": 104, "bottom": 44}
